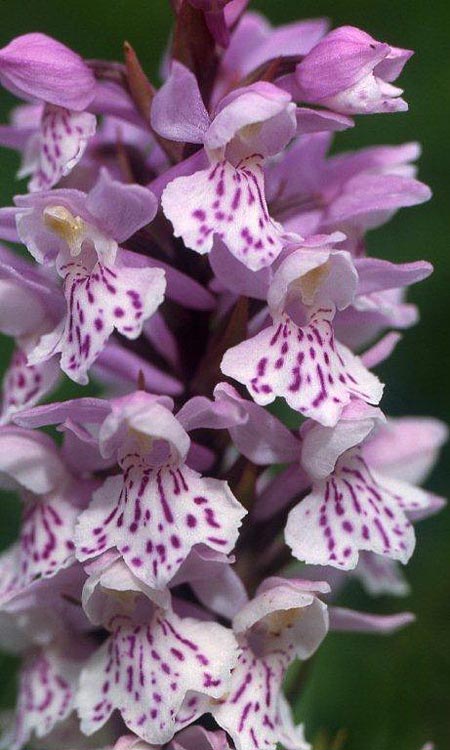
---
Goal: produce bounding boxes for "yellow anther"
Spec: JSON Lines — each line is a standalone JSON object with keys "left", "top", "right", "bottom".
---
{"left": 239, "top": 122, "right": 262, "bottom": 144}
{"left": 291, "top": 260, "right": 331, "bottom": 307}
{"left": 43, "top": 205, "right": 86, "bottom": 256}
{"left": 128, "top": 427, "right": 154, "bottom": 454}
{"left": 265, "top": 607, "right": 304, "bottom": 636}
{"left": 111, "top": 590, "right": 137, "bottom": 605}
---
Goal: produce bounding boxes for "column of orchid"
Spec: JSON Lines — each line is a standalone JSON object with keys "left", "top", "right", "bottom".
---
{"left": 0, "top": 3, "right": 445, "bottom": 750}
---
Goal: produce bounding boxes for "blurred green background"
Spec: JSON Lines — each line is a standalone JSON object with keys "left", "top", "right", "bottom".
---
{"left": 0, "top": 2, "right": 448, "bottom": 749}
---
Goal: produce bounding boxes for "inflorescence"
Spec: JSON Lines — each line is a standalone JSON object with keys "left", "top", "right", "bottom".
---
{"left": 0, "top": 3, "right": 445, "bottom": 749}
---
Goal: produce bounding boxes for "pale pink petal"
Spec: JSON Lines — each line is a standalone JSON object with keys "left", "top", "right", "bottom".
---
{"left": 300, "top": 402, "right": 384, "bottom": 480}
{"left": 0, "top": 563, "right": 87, "bottom": 652}
{"left": 98, "top": 397, "right": 181, "bottom": 461}
{"left": 320, "top": 75, "right": 408, "bottom": 116}
{"left": 109, "top": 249, "right": 215, "bottom": 312}
{"left": 0, "top": 33, "right": 96, "bottom": 110}
{"left": 335, "top": 289, "right": 419, "bottom": 351}
{"left": 0, "top": 206, "right": 20, "bottom": 242}
{"left": 178, "top": 383, "right": 300, "bottom": 464}
{"left": 151, "top": 61, "right": 210, "bottom": 144}
{"left": 115, "top": 727, "right": 187, "bottom": 750}
{"left": 170, "top": 725, "right": 231, "bottom": 750}
{"left": 353, "top": 551, "right": 410, "bottom": 597}
{"left": 162, "top": 158, "right": 286, "bottom": 271}
{"left": 173, "top": 547, "right": 248, "bottom": 620}
{"left": 114, "top": 735, "right": 153, "bottom": 750}
{"left": 209, "top": 610, "right": 318, "bottom": 750}
{"left": 148, "top": 148, "right": 208, "bottom": 201}
{"left": 144, "top": 312, "right": 179, "bottom": 369}
{"left": 355, "top": 257, "right": 433, "bottom": 296}
{"left": 221, "top": 309, "right": 383, "bottom": 426}
{"left": 360, "top": 331, "right": 402, "bottom": 368}
{"left": 0, "top": 349, "right": 60, "bottom": 425}
{"left": 267, "top": 248, "right": 357, "bottom": 315}
{"left": 0, "top": 544, "right": 23, "bottom": 608}
{"left": 285, "top": 448, "right": 417, "bottom": 569}
{"left": 363, "top": 417, "right": 448, "bottom": 485}
{"left": 13, "top": 396, "right": 111, "bottom": 431}
{"left": 215, "top": 383, "right": 301, "bottom": 464}
{"left": 0, "top": 114, "right": 37, "bottom": 149}
{"left": 277, "top": 696, "right": 311, "bottom": 750}
{"left": 8, "top": 647, "right": 81, "bottom": 750}
{"left": 86, "top": 169, "right": 158, "bottom": 243}
{"left": 29, "top": 105, "right": 96, "bottom": 192}
{"left": 0, "top": 273, "right": 51, "bottom": 339}
{"left": 330, "top": 606, "right": 414, "bottom": 633}
{"left": 369, "top": 469, "right": 432, "bottom": 515}
{"left": 16, "top": 130, "right": 41, "bottom": 182}
{"left": 216, "top": 15, "right": 328, "bottom": 94}
{"left": 295, "top": 105, "right": 353, "bottom": 134}
{"left": 28, "top": 261, "right": 166, "bottom": 384}
{"left": 22, "top": 713, "right": 104, "bottom": 750}
{"left": 234, "top": 577, "right": 329, "bottom": 660}
{"left": 209, "top": 578, "right": 326, "bottom": 746}
{"left": 75, "top": 461, "right": 246, "bottom": 589}
{"left": 210, "top": 646, "right": 288, "bottom": 750}
{"left": 408, "top": 493, "right": 446, "bottom": 523}
{"left": 0, "top": 494, "right": 78, "bottom": 604}
{"left": 93, "top": 341, "right": 182, "bottom": 398}
{"left": 295, "top": 27, "right": 390, "bottom": 101}
{"left": 177, "top": 390, "right": 247, "bottom": 434}
{"left": 81, "top": 555, "right": 169, "bottom": 625}
{"left": 77, "top": 610, "right": 238, "bottom": 745}
{"left": 205, "top": 83, "right": 295, "bottom": 158}
{"left": 0, "top": 426, "right": 67, "bottom": 494}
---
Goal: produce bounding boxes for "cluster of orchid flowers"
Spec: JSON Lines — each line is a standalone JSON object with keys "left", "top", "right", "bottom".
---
{"left": 0, "top": 2, "right": 445, "bottom": 749}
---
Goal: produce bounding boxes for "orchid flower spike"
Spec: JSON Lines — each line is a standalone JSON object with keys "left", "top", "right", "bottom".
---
{"left": 0, "top": 6, "right": 443, "bottom": 750}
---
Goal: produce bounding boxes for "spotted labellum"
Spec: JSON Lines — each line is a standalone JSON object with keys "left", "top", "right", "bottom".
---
{"left": 0, "top": 5, "right": 445, "bottom": 750}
